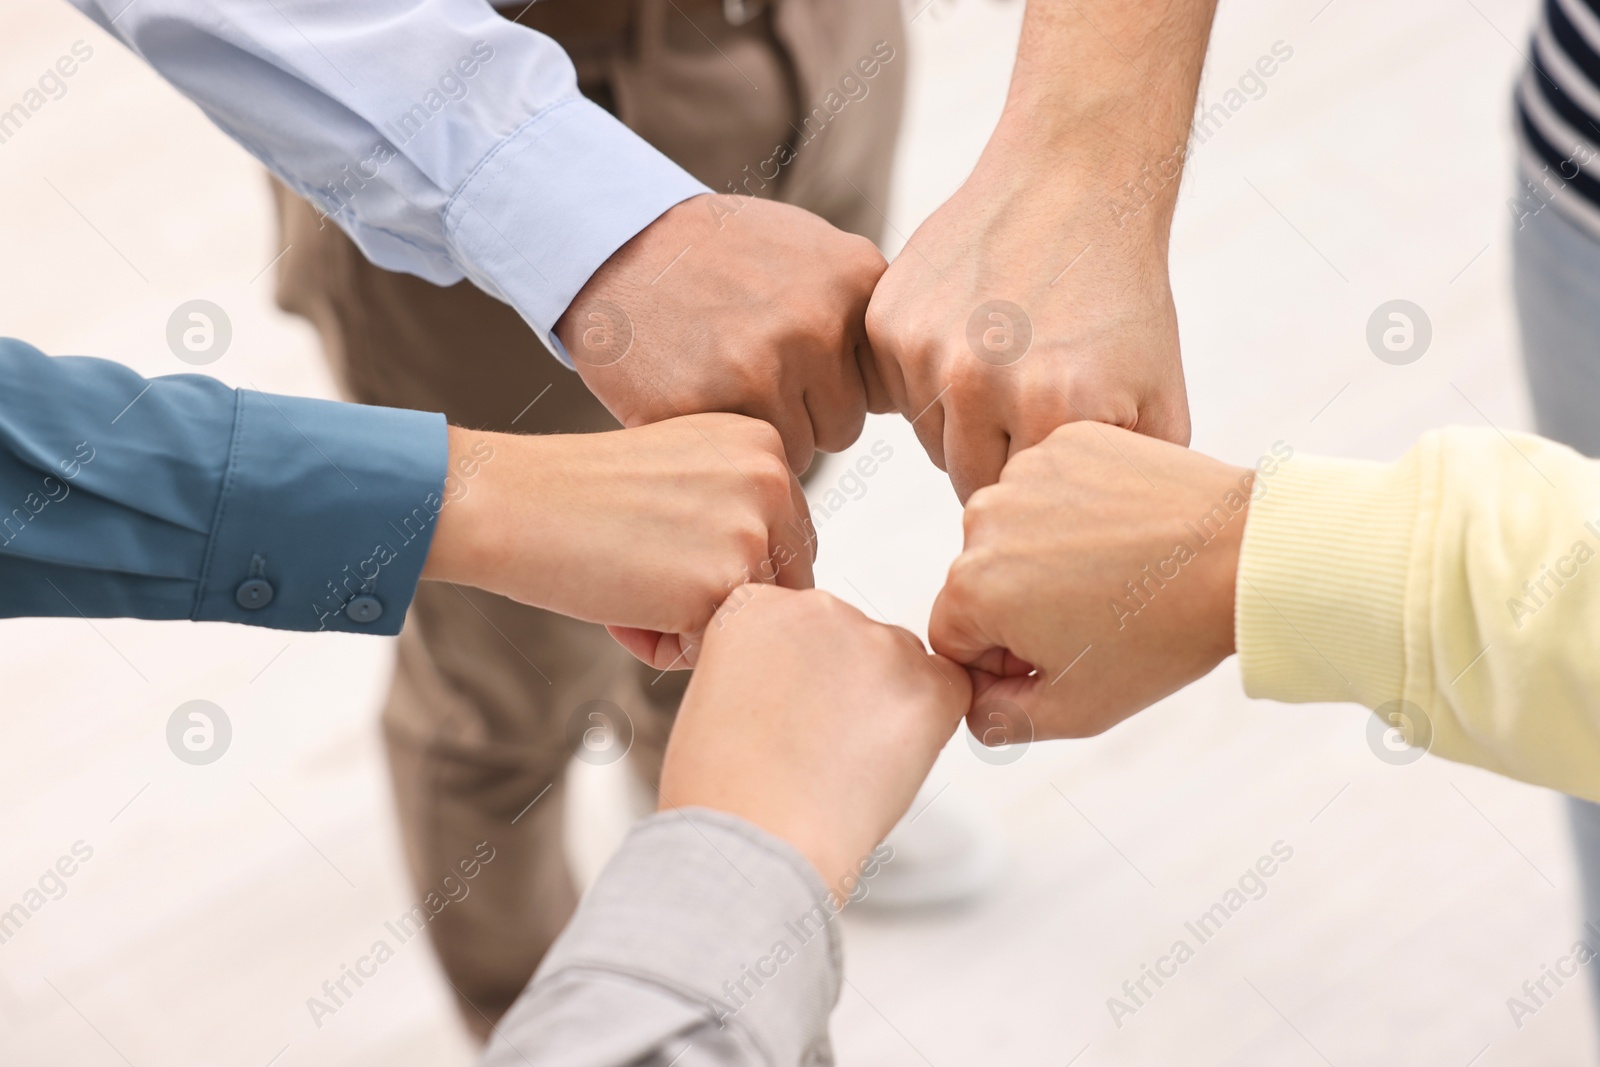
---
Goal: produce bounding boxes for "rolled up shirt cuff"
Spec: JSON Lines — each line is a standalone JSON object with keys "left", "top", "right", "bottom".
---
{"left": 532, "top": 808, "right": 843, "bottom": 1065}
{"left": 194, "top": 389, "right": 448, "bottom": 634}
{"left": 444, "top": 97, "right": 710, "bottom": 367}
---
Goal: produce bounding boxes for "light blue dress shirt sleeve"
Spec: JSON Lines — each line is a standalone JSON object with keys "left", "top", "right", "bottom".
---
{"left": 0, "top": 338, "right": 448, "bottom": 635}
{"left": 65, "top": 0, "right": 709, "bottom": 364}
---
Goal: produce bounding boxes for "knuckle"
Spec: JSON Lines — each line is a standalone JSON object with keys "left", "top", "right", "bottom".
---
{"left": 808, "top": 320, "right": 854, "bottom": 366}
{"left": 962, "top": 485, "right": 1003, "bottom": 537}
{"left": 738, "top": 417, "right": 787, "bottom": 459}
{"left": 732, "top": 514, "right": 772, "bottom": 557}
{"left": 711, "top": 527, "right": 768, "bottom": 593}
{"left": 1107, "top": 392, "right": 1141, "bottom": 429}
{"left": 864, "top": 294, "right": 897, "bottom": 348}
{"left": 949, "top": 369, "right": 1002, "bottom": 414}
{"left": 729, "top": 354, "right": 779, "bottom": 399}
{"left": 768, "top": 586, "right": 836, "bottom": 630}
{"left": 850, "top": 237, "right": 888, "bottom": 283}
{"left": 1054, "top": 378, "right": 1137, "bottom": 430}
{"left": 943, "top": 548, "right": 993, "bottom": 603}
{"left": 822, "top": 589, "right": 863, "bottom": 624}
{"left": 797, "top": 587, "right": 842, "bottom": 613}
{"left": 867, "top": 627, "right": 906, "bottom": 664}
{"left": 745, "top": 447, "right": 791, "bottom": 492}
{"left": 766, "top": 477, "right": 800, "bottom": 518}
{"left": 950, "top": 349, "right": 993, "bottom": 388}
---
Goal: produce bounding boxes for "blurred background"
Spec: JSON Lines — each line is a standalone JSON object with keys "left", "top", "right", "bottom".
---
{"left": 1, "top": 0, "right": 1587, "bottom": 1063}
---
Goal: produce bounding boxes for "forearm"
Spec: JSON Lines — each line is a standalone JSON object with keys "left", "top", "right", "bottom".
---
{"left": 481, "top": 810, "right": 841, "bottom": 1067}
{"left": 1237, "top": 428, "right": 1600, "bottom": 801}
{"left": 982, "top": 0, "right": 1219, "bottom": 229}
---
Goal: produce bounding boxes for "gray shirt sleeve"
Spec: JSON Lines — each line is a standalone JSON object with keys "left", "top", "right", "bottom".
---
{"left": 478, "top": 808, "right": 844, "bottom": 1067}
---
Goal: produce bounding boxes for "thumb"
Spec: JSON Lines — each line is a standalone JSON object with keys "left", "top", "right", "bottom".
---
{"left": 928, "top": 578, "right": 1010, "bottom": 675}
{"left": 964, "top": 672, "right": 1041, "bottom": 749}
{"left": 606, "top": 626, "right": 701, "bottom": 671}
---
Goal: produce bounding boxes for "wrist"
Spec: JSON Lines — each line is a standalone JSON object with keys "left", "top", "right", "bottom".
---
{"left": 781, "top": 828, "right": 873, "bottom": 908}
{"left": 420, "top": 426, "right": 522, "bottom": 590}
{"left": 673, "top": 796, "right": 861, "bottom": 906}
{"left": 962, "top": 129, "right": 1181, "bottom": 252}
{"left": 1210, "top": 477, "right": 1247, "bottom": 660}
{"left": 992, "top": 90, "right": 1187, "bottom": 170}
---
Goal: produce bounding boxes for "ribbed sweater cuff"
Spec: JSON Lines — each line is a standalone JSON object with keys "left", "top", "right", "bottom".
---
{"left": 1236, "top": 450, "right": 1420, "bottom": 708}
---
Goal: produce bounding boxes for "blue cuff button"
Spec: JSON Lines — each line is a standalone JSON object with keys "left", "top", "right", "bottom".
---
{"left": 235, "top": 578, "right": 275, "bottom": 610}
{"left": 346, "top": 595, "right": 384, "bottom": 624}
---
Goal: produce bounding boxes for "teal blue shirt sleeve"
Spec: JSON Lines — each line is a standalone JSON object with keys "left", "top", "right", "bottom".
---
{"left": 0, "top": 338, "right": 448, "bottom": 635}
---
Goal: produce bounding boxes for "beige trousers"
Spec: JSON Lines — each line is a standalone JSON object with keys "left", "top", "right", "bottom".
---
{"left": 271, "top": 0, "right": 906, "bottom": 1037}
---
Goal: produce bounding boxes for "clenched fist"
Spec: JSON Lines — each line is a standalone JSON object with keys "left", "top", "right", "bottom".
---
{"left": 929, "top": 422, "right": 1252, "bottom": 743}
{"left": 423, "top": 414, "right": 815, "bottom": 669}
{"left": 660, "top": 585, "right": 970, "bottom": 896}
{"left": 863, "top": 0, "right": 1221, "bottom": 502}
{"left": 559, "top": 195, "right": 893, "bottom": 475}
{"left": 866, "top": 158, "right": 1190, "bottom": 503}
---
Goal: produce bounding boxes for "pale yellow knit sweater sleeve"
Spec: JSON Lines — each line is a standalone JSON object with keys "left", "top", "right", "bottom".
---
{"left": 1236, "top": 427, "right": 1600, "bottom": 801}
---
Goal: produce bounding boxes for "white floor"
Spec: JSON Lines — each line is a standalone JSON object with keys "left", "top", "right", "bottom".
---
{"left": 2, "top": 0, "right": 1593, "bottom": 1064}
